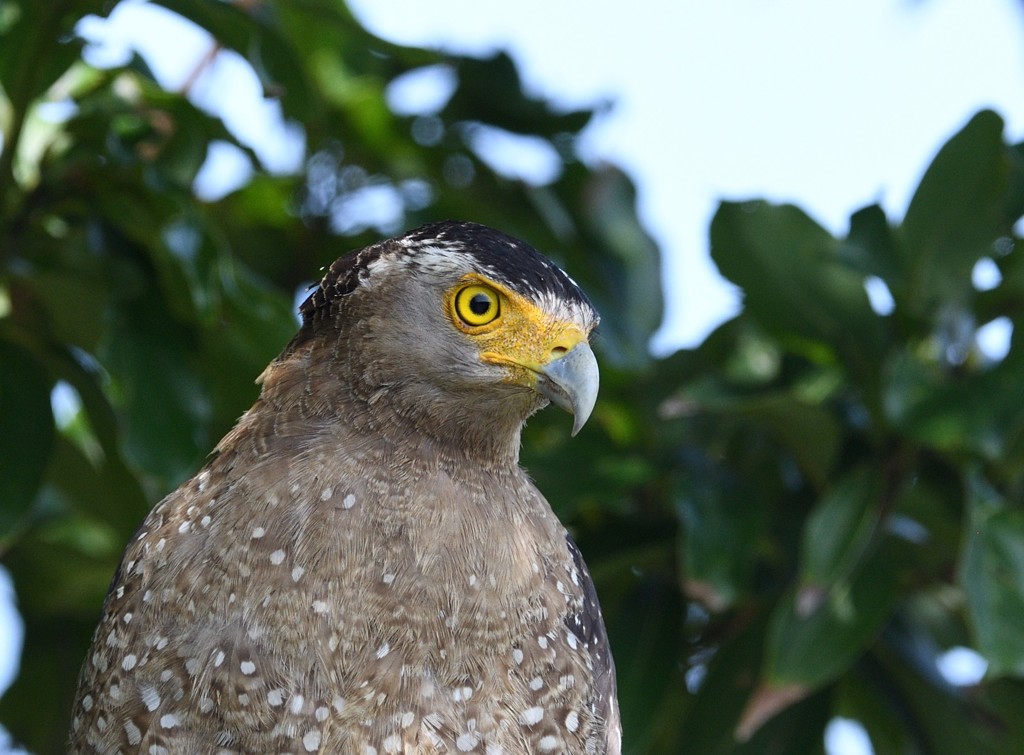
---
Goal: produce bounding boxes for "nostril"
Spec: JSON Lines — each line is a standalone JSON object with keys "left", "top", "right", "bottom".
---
{"left": 551, "top": 346, "right": 568, "bottom": 358}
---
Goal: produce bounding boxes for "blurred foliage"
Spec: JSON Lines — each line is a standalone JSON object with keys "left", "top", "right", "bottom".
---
{"left": 2, "top": 1, "right": 1024, "bottom": 754}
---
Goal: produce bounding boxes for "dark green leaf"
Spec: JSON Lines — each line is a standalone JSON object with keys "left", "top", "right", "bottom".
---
{"left": 711, "top": 200, "right": 887, "bottom": 383}
{"left": 870, "top": 637, "right": 1003, "bottom": 755}
{"left": 883, "top": 347, "right": 1024, "bottom": 461}
{"left": 841, "top": 203, "right": 906, "bottom": 292}
{"left": 675, "top": 455, "right": 764, "bottom": 611}
{"left": 570, "top": 166, "right": 664, "bottom": 369}
{"left": 443, "top": 52, "right": 594, "bottom": 137}
{"left": 765, "top": 545, "right": 900, "bottom": 690}
{"left": 800, "top": 466, "right": 882, "bottom": 591}
{"left": 960, "top": 474, "right": 1024, "bottom": 677}
{"left": 98, "top": 300, "right": 211, "bottom": 484}
{"left": 677, "top": 617, "right": 766, "bottom": 753}
{"left": 677, "top": 379, "right": 843, "bottom": 489}
{"left": 901, "top": 110, "right": 1022, "bottom": 316}
{"left": 0, "top": 341, "right": 54, "bottom": 540}
{"left": 0, "top": 0, "right": 92, "bottom": 116}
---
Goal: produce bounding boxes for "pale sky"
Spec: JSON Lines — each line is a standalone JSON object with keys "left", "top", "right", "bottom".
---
{"left": 349, "top": 0, "right": 1024, "bottom": 352}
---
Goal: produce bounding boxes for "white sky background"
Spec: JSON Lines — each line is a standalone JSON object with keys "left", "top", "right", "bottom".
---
{"left": 2, "top": 0, "right": 1019, "bottom": 751}
{"left": 349, "top": 0, "right": 1024, "bottom": 353}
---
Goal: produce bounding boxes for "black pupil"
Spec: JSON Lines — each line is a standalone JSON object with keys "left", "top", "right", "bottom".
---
{"left": 469, "top": 293, "right": 492, "bottom": 316}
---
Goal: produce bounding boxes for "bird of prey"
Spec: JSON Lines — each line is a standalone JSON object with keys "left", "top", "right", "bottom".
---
{"left": 69, "top": 221, "right": 620, "bottom": 754}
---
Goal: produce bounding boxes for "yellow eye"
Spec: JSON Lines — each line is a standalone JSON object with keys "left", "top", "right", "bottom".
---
{"left": 454, "top": 284, "right": 501, "bottom": 327}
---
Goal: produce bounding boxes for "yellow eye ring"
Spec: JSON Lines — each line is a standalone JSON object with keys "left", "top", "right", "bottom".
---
{"left": 454, "top": 284, "right": 501, "bottom": 327}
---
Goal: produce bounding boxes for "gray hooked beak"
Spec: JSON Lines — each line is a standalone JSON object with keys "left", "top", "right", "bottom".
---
{"left": 536, "top": 342, "right": 600, "bottom": 436}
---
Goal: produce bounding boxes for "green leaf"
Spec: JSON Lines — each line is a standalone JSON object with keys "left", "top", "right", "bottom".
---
{"left": 44, "top": 434, "right": 148, "bottom": 545}
{"left": 98, "top": 300, "right": 211, "bottom": 484}
{"left": 960, "top": 474, "right": 1024, "bottom": 677}
{"left": 982, "top": 678, "right": 1024, "bottom": 754}
{"left": 741, "top": 395, "right": 842, "bottom": 490}
{"left": 871, "top": 636, "right": 1004, "bottom": 755}
{"left": 198, "top": 265, "right": 298, "bottom": 430}
{"left": 883, "top": 347, "right": 1024, "bottom": 461}
{"left": 0, "top": 0, "right": 91, "bottom": 116}
{"left": 901, "top": 110, "right": 1021, "bottom": 316}
{"left": 443, "top": 52, "right": 593, "bottom": 137}
{"left": 603, "top": 563, "right": 686, "bottom": 754}
{"left": 800, "top": 466, "right": 882, "bottom": 591}
{"left": 765, "top": 545, "right": 899, "bottom": 690}
{"left": 22, "top": 265, "right": 111, "bottom": 352}
{"left": 834, "top": 670, "right": 914, "bottom": 755}
{"left": 0, "top": 341, "right": 54, "bottom": 540}
{"left": 677, "top": 616, "right": 768, "bottom": 753}
{"left": 841, "top": 203, "right": 905, "bottom": 293}
{"left": 740, "top": 546, "right": 901, "bottom": 739}
{"left": 0, "top": 602, "right": 95, "bottom": 753}
{"left": 678, "top": 381, "right": 843, "bottom": 490}
{"left": 571, "top": 166, "right": 664, "bottom": 369}
{"left": 675, "top": 457, "right": 764, "bottom": 611}
{"left": 711, "top": 200, "right": 887, "bottom": 382}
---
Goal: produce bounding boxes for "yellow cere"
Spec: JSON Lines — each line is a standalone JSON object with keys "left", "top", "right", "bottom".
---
{"left": 445, "top": 273, "right": 589, "bottom": 387}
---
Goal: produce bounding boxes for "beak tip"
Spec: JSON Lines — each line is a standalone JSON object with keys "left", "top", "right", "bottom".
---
{"left": 537, "top": 342, "right": 599, "bottom": 436}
